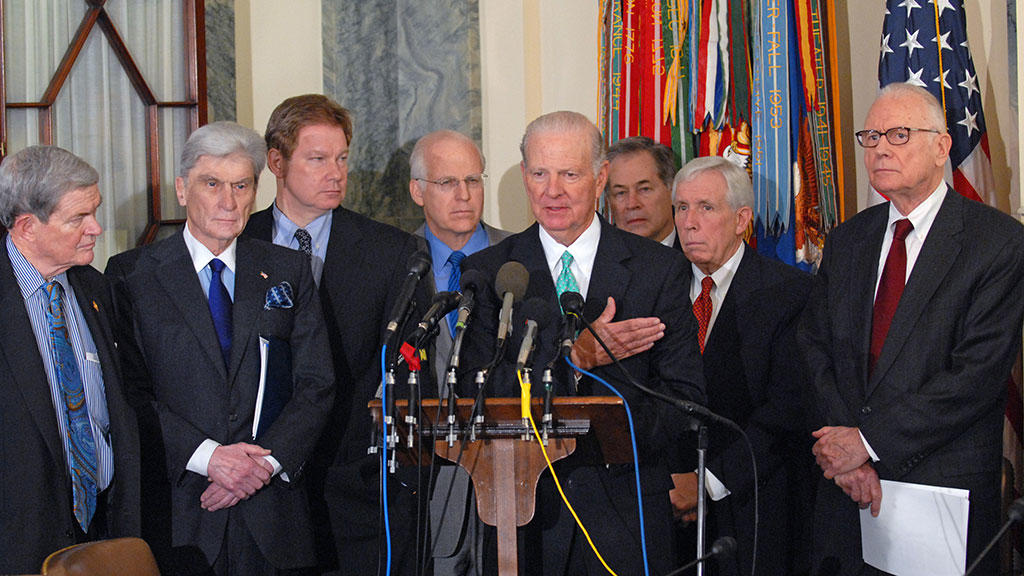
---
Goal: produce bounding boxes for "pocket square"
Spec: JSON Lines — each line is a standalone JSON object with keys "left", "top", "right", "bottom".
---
{"left": 264, "top": 281, "right": 294, "bottom": 310}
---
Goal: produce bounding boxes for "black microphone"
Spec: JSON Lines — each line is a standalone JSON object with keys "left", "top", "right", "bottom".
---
{"left": 455, "top": 269, "right": 487, "bottom": 332}
{"left": 558, "top": 291, "right": 585, "bottom": 360}
{"left": 664, "top": 536, "right": 736, "bottom": 576}
{"left": 404, "top": 291, "right": 461, "bottom": 349}
{"left": 384, "top": 251, "right": 431, "bottom": 342}
{"left": 494, "top": 261, "right": 529, "bottom": 347}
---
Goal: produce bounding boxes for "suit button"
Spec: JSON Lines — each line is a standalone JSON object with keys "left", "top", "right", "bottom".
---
{"left": 861, "top": 406, "right": 872, "bottom": 415}
{"left": 229, "top": 413, "right": 238, "bottom": 422}
{"left": 65, "top": 529, "right": 73, "bottom": 538}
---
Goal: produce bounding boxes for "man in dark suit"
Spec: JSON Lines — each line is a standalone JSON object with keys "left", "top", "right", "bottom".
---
{"left": 108, "top": 121, "right": 334, "bottom": 575}
{"left": 460, "top": 111, "right": 705, "bottom": 575}
{"left": 242, "top": 94, "right": 424, "bottom": 575}
{"left": 801, "top": 82, "right": 1024, "bottom": 575}
{"left": 0, "top": 146, "right": 140, "bottom": 574}
{"left": 669, "top": 156, "right": 814, "bottom": 575}
{"left": 407, "top": 129, "right": 510, "bottom": 574}
{"left": 606, "top": 136, "right": 680, "bottom": 249}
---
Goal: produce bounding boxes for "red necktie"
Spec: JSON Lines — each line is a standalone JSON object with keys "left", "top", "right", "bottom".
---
{"left": 869, "top": 219, "right": 914, "bottom": 373}
{"left": 693, "top": 276, "right": 714, "bottom": 354}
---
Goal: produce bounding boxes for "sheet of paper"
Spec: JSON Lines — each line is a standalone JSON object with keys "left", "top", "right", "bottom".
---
{"left": 860, "top": 479, "right": 969, "bottom": 576}
{"left": 252, "top": 336, "right": 269, "bottom": 439}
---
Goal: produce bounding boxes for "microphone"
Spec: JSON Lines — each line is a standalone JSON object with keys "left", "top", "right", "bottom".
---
{"left": 455, "top": 269, "right": 487, "bottom": 332}
{"left": 494, "top": 261, "right": 529, "bottom": 347}
{"left": 384, "top": 251, "right": 431, "bottom": 342}
{"left": 663, "top": 536, "right": 736, "bottom": 576}
{"left": 516, "top": 319, "right": 539, "bottom": 372}
{"left": 964, "top": 497, "right": 1024, "bottom": 575}
{"left": 558, "top": 291, "right": 585, "bottom": 360}
{"left": 404, "top": 291, "right": 461, "bottom": 349}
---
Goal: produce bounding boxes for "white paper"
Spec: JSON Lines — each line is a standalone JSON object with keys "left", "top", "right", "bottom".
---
{"left": 252, "top": 336, "right": 269, "bottom": 440}
{"left": 860, "top": 479, "right": 969, "bottom": 576}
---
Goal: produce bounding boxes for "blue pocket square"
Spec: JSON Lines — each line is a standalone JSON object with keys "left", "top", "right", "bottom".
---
{"left": 264, "top": 281, "right": 294, "bottom": 310}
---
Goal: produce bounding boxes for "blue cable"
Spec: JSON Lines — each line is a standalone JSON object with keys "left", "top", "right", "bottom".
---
{"left": 379, "top": 344, "right": 392, "bottom": 575}
{"left": 565, "top": 355, "right": 650, "bottom": 576}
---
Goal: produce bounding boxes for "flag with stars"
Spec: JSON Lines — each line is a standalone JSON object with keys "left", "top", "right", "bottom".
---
{"left": 878, "top": 0, "right": 994, "bottom": 204}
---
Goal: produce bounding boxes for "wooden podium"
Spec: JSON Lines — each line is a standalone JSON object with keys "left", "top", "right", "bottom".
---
{"left": 369, "top": 396, "right": 630, "bottom": 575}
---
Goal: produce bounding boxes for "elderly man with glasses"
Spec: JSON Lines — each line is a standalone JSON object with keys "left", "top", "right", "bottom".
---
{"left": 800, "top": 82, "right": 1024, "bottom": 575}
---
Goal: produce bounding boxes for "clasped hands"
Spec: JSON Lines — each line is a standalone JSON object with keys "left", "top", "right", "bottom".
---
{"left": 812, "top": 426, "right": 882, "bottom": 516}
{"left": 200, "top": 442, "right": 275, "bottom": 512}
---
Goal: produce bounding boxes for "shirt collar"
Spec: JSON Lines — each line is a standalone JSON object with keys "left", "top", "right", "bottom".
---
{"left": 539, "top": 212, "right": 601, "bottom": 274}
{"left": 690, "top": 241, "right": 744, "bottom": 296}
{"left": 182, "top": 223, "right": 237, "bottom": 274}
{"left": 886, "top": 181, "right": 946, "bottom": 241}
{"left": 272, "top": 202, "right": 332, "bottom": 248}
{"left": 6, "top": 235, "right": 69, "bottom": 299}
{"left": 424, "top": 222, "right": 489, "bottom": 272}
{"left": 660, "top": 227, "right": 677, "bottom": 248}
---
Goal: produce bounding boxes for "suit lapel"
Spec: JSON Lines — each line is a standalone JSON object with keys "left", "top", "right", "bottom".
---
{"left": 510, "top": 224, "right": 559, "bottom": 304}
{"left": 228, "top": 239, "right": 266, "bottom": 385}
{"left": 705, "top": 246, "right": 756, "bottom": 354}
{"left": 867, "top": 190, "right": 963, "bottom": 395}
{"left": 153, "top": 235, "right": 229, "bottom": 380}
{"left": 585, "top": 224, "right": 631, "bottom": 322}
{"left": 850, "top": 212, "right": 887, "bottom": 394}
{"left": 0, "top": 245, "right": 65, "bottom": 469}
{"left": 320, "top": 207, "right": 366, "bottom": 302}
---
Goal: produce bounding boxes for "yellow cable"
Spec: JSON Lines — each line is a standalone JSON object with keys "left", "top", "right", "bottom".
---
{"left": 517, "top": 370, "right": 619, "bottom": 576}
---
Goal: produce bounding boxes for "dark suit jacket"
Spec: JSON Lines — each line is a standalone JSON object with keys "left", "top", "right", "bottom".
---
{"left": 678, "top": 245, "right": 813, "bottom": 576}
{"left": 799, "top": 189, "right": 1024, "bottom": 575}
{"left": 107, "top": 233, "right": 334, "bottom": 570}
{"left": 0, "top": 237, "right": 140, "bottom": 574}
{"left": 460, "top": 217, "right": 706, "bottom": 574}
{"left": 244, "top": 205, "right": 425, "bottom": 575}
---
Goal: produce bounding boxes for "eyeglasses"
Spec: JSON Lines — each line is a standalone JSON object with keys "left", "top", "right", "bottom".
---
{"left": 415, "top": 173, "right": 487, "bottom": 193}
{"left": 855, "top": 126, "right": 942, "bottom": 148}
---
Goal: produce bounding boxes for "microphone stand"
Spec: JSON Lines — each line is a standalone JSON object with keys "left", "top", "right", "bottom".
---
{"left": 696, "top": 425, "right": 708, "bottom": 576}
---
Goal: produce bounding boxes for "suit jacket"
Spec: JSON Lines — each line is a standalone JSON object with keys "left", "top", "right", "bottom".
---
{"left": 678, "top": 245, "right": 814, "bottom": 576}
{"left": 244, "top": 205, "right": 426, "bottom": 575}
{"left": 460, "top": 217, "right": 706, "bottom": 574}
{"left": 799, "top": 189, "right": 1024, "bottom": 575}
{"left": 107, "top": 233, "right": 334, "bottom": 569}
{"left": 0, "top": 237, "right": 140, "bottom": 574}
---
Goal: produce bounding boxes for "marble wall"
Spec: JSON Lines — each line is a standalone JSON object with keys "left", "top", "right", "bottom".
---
{"left": 206, "top": 0, "right": 236, "bottom": 122}
{"left": 322, "top": 0, "right": 482, "bottom": 231}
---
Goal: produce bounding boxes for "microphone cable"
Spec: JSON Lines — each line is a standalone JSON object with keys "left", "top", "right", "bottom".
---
{"left": 379, "top": 344, "right": 393, "bottom": 576}
{"left": 516, "top": 368, "right": 623, "bottom": 576}
{"left": 578, "top": 318, "right": 760, "bottom": 576}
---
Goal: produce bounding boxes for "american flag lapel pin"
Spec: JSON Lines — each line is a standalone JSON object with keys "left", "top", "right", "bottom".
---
{"left": 260, "top": 271, "right": 268, "bottom": 279}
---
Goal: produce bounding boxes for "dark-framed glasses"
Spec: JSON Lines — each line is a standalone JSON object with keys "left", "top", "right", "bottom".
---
{"left": 855, "top": 126, "right": 942, "bottom": 148}
{"left": 415, "top": 173, "right": 487, "bottom": 193}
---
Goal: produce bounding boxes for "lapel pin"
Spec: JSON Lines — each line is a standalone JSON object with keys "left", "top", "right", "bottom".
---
{"left": 92, "top": 301, "right": 99, "bottom": 312}
{"left": 260, "top": 271, "right": 268, "bottom": 279}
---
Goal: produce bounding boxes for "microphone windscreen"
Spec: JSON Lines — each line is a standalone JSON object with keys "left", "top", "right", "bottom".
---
{"left": 407, "top": 250, "right": 432, "bottom": 276}
{"left": 518, "top": 297, "right": 559, "bottom": 331}
{"left": 460, "top": 269, "right": 487, "bottom": 293}
{"left": 559, "top": 291, "right": 584, "bottom": 316}
{"left": 495, "top": 261, "right": 529, "bottom": 303}
{"left": 710, "top": 536, "right": 736, "bottom": 558}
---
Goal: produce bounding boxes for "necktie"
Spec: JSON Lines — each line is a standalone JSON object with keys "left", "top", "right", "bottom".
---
{"left": 555, "top": 251, "right": 580, "bottom": 302}
{"left": 294, "top": 228, "right": 313, "bottom": 262}
{"left": 208, "top": 258, "right": 233, "bottom": 368}
{"left": 692, "top": 275, "right": 714, "bottom": 354}
{"left": 44, "top": 281, "right": 98, "bottom": 532}
{"left": 869, "top": 219, "right": 914, "bottom": 373}
{"left": 446, "top": 250, "right": 466, "bottom": 335}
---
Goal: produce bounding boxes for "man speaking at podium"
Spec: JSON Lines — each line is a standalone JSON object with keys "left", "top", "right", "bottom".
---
{"left": 460, "top": 111, "right": 705, "bottom": 575}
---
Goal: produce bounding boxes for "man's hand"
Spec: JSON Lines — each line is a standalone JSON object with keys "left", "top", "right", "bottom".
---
{"left": 669, "top": 472, "right": 699, "bottom": 523}
{"left": 570, "top": 297, "right": 664, "bottom": 370}
{"left": 834, "top": 462, "right": 883, "bottom": 517}
{"left": 207, "top": 443, "right": 274, "bottom": 500}
{"left": 200, "top": 481, "right": 241, "bottom": 512}
{"left": 812, "top": 426, "right": 870, "bottom": 478}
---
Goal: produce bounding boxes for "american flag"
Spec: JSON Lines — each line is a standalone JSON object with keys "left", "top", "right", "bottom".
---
{"left": 878, "top": 0, "right": 994, "bottom": 204}
{"left": 879, "top": 1, "right": 1023, "bottom": 559}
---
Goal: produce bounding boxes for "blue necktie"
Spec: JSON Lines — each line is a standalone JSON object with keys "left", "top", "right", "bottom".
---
{"left": 446, "top": 250, "right": 466, "bottom": 335}
{"left": 294, "top": 228, "right": 313, "bottom": 262}
{"left": 208, "top": 259, "right": 232, "bottom": 368}
{"left": 44, "top": 281, "right": 98, "bottom": 532}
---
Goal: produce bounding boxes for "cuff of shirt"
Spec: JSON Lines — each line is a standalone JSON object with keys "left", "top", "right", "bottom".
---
{"left": 701, "top": 469, "right": 731, "bottom": 501}
{"left": 186, "top": 439, "right": 221, "bottom": 476}
{"left": 263, "top": 455, "right": 288, "bottom": 482}
{"left": 859, "top": 430, "right": 880, "bottom": 462}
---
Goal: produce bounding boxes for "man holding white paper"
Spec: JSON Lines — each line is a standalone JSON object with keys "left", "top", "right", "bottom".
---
{"left": 799, "top": 83, "right": 1024, "bottom": 575}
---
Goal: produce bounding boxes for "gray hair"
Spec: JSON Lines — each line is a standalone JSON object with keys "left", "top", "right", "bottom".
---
{"left": 876, "top": 82, "right": 948, "bottom": 131}
{"left": 0, "top": 145, "right": 99, "bottom": 228}
{"left": 673, "top": 156, "right": 754, "bottom": 211}
{"left": 409, "top": 130, "right": 487, "bottom": 183}
{"left": 179, "top": 121, "right": 267, "bottom": 182}
{"left": 520, "top": 111, "right": 606, "bottom": 177}
{"left": 606, "top": 136, "right": 677, "bottom": 188}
